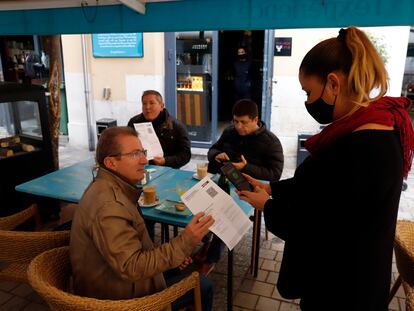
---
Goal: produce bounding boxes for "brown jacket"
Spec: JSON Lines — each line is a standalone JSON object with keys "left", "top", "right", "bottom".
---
{"left": 70, "top": 167, "right": 194, "bottom": 301}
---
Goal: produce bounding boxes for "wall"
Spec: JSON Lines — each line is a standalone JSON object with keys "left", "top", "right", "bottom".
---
{"left": 62, "top": 33, "right": 165, "bottom": 147}
{"left": 271, "top": 26, "right": 410, "bottom": 170}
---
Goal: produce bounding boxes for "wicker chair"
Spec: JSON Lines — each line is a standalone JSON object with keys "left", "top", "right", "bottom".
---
{"left": 0, "top": 204, "right": 70, "bottom": 283}
{"left": 28, "top": 246, "right": 202, "bottom": 311}
{"left": 389, "top": 220, "right": 414, "bottom": 310}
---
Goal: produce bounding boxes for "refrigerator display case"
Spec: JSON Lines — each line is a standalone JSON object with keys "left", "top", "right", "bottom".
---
{"left": 0, "top": 82, "right": 54, "bottom": 216}
{"left": 176, "top": 35, "right": 212, "bottom": 142}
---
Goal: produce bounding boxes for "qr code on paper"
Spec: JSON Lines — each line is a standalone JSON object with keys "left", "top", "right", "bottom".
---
{"left": 206, "top": 187, "right": 218, "bottom": 198}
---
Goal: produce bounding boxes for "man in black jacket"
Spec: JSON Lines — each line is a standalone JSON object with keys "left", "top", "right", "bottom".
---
{"left": 208, "top": 99, "right": 284, "bottom": 182}
{"left": 197, "top": 99, "right": 284, "bottom": 275}
{"left": 127, "top": 90, "right": 191, "bottom": 169}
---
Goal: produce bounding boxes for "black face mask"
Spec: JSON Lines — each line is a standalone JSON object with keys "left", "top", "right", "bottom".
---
{"left": 305, "top": 84, "right": 336, "bottom": 124}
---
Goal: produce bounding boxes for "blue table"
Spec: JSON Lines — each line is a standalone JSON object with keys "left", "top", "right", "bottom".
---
{"left": 143, "top": 169, "right": 252, "bottom": 227}
{"left": 15, "top": 158, "right": 171, "bottom": 203}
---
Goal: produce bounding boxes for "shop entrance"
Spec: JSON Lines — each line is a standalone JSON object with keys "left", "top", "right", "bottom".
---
{"left": 164, "top": 30, "right": 272, "bottom": 148}
{"left": 217, "top": 30, "right": 265, "bottom": 134}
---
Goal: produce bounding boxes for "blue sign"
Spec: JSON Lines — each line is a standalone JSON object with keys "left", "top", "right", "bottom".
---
{"left": 92, "top": 33, "right": 143, "bottom": 58}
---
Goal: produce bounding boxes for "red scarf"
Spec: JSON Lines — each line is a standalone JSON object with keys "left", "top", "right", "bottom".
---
{"left": 305, "top": 96, "right": 414, "bottom": 178}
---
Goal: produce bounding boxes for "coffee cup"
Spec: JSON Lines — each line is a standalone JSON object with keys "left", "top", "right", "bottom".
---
{"left": 197, "top": 163, "right": 208, "bottom": 179}
{"left": 143, "top": 186, "right": 157, "bottom": 205}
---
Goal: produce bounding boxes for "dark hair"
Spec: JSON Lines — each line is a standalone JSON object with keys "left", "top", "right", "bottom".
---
{"left": 232, "top": 99, "right": 258, "bottom": 119}
{"left": 300, "top": 33, "right": 352, "bottom": 84}
{"left": 300, "top": 26, "right": 388, "bottom": 105}
{"left": 141, "top": 90, "right": 163, "bottom": 103}
{"left": 96, "top": 126, "right": 137, "bottom": 168}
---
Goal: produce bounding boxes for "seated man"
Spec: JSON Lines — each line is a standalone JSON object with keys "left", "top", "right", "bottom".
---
{"left": 128, "top": 90, "right": 191, "bottom": 240}
{"left": 128, "top": 89, "right": 191, "bottom": 169}
{"left": 208, "top": 98, "right": 284, "bottom": 182}
{"left": 70, "top": 126, "right": 214, "bottom": 311}
{"left": 198, "top": 99, "right": 284, "bottom": 274}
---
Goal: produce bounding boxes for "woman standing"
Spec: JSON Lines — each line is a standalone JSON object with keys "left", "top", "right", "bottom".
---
{"left": 238, "top": 27, "right": 414, "bottom": 310}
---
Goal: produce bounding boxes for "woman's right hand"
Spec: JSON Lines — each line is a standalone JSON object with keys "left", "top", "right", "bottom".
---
{"left": 242, "top": 173, "right": 272, "bottom": 195}
{"left": 237, "top": 186, "right": 270, "bottom": 211}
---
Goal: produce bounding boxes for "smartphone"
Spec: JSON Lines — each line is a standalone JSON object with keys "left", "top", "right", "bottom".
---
{"left": 220, "top": 162, "right": 253, "bottom": 191}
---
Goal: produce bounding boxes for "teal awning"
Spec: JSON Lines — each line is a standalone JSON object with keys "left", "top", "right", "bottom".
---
{"left": 0, "top": 0, "right": 413, "bottom": 35}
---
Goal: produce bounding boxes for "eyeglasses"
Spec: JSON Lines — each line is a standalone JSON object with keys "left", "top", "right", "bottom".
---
{"left": 110, "top": 149, "right": 147, "bottom": 159}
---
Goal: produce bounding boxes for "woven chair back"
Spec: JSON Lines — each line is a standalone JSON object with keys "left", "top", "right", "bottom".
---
{"left": 28, "top": 246, "right": 202, "bottom": 311}
{"left": 0, "top": 204, "right": 70, "bottom": 284}
{"left": 394, "top": 220, "right": 414, "bottom": 287}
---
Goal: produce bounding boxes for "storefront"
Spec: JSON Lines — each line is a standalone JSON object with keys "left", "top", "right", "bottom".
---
{"left": 164, "top": 30, "right": 274, "bottom": 148}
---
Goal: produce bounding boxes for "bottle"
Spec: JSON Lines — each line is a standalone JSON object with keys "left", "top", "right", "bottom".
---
{"left": 218, "top": 173, "right": 230, "bottom": 194}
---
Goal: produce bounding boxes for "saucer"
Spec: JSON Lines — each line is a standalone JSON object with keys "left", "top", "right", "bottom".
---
{"left": 138, "top": 195, "right": 161, "bottom": 207}
{"left": 192, "top": 173, "right": 213, "bottom": 180}
{"left": 155, "top": 200, "right": 192, "bottom": 217}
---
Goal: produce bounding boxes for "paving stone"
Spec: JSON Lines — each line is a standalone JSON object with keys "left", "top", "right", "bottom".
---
{"left": 0, "top": 296, "right": 29, "bottom": 311}
{"left": 25, "top": 291, "right": 46, "bottom": 304}
{"left": 389, "top": 297, "right": 400, "bottom": 310}
{"left": 233, "top": 292, "right": 258, "bottom": 310}
{"left": 239, "top": 279, "right": 274, "bottom": 297}
{"left": 21, "top": 302, "right": 49, "bottom": 311}
{"left": 266, "top": 271, "right": 278, "bottom": 284}
{"left": 261, "top": 259, "right": 277, "bottom": 272}
{"left": 0, "top": 291, "right": 12, "bottom": 305}
{"left": 259, "top": 249, "right": 276, "bottom": 260}
{"left": 396, "top": 283, "right": 406, "bottom": 298}
{"left": 245, "top": 269, "right": 268, "bottom": 282}
{"left": 260, "top": 240, "right": 272, "bottom": 250}
{"left": 279, "top": 301, "right": 301, "bottom": 311}
{"left": 11, "top": 284, "right": 34, "bottom": 298}
{"left": 0, "top": 281, "right": 19, "bottom": 292}
{"left": 398, "top": 297, "right": 406, "bottom": 311}
{"left": 275, "top": 251, "right": 284, "bottom": 261}
{"left": 255, "top": 296, "right": 281, "bottom": 310}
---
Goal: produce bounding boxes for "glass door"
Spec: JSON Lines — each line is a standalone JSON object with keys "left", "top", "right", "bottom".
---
{"left": 165, "top": 31, "right": 217, "bottom": 148}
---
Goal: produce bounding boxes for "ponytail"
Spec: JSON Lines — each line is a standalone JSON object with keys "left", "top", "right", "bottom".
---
{"left": 342, "top": 27, "right": 388, "bottom": 106}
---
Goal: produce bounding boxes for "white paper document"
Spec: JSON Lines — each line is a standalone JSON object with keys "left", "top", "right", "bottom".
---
{"left": 133, "top": 122, "right": 163, "bottom": 160}
{"left": 181, "top": 177, "right": 251, "bottom": 251}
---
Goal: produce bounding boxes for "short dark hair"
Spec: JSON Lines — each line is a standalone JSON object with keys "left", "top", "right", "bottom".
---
{"left": 96, "top": 126, "right": 137, "bottom": 168}
{"left": 141, "top": 90, "right": 163, "bottom": 103}
{"left": 232, "top": 99, "right": 258, "bottom": 119}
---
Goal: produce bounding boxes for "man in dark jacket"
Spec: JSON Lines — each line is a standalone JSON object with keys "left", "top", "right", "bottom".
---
{"left": 128, "top": 90, "right": 191, "bottom": 169}
{"left": 197, "top": 99, "right": 284, "bottom": 275}
{"left": 208, "top": 99, "right": 284, "bottom": 182}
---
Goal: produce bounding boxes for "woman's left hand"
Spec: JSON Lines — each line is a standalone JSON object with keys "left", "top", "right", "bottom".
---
{"left": 237, "top": 186, "right": 270, "bottom": 211}
{"left": 179, "top": 256, "right": 193, "bottom": 270}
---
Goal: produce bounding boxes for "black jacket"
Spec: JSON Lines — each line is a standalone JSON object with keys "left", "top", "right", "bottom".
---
{"left": 207, "top": 121, "right": 284, "bottom": 182}
{"left": 127, "top": 109, "right": 191, "bottom": 169}
{"left": 264, "top": 130, "right": 403, "bottom": 310}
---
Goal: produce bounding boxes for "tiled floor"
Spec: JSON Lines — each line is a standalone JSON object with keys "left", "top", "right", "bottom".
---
{"left": 1, "top": 141, "right": 413, "bottom": 310}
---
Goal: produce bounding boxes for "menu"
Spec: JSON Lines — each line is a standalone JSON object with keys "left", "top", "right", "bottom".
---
{"left": 133, "top": 122, "right": 163, "bottom": 160}
{"left": 181, "top": 177, "right": 251, "bottom": 250}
